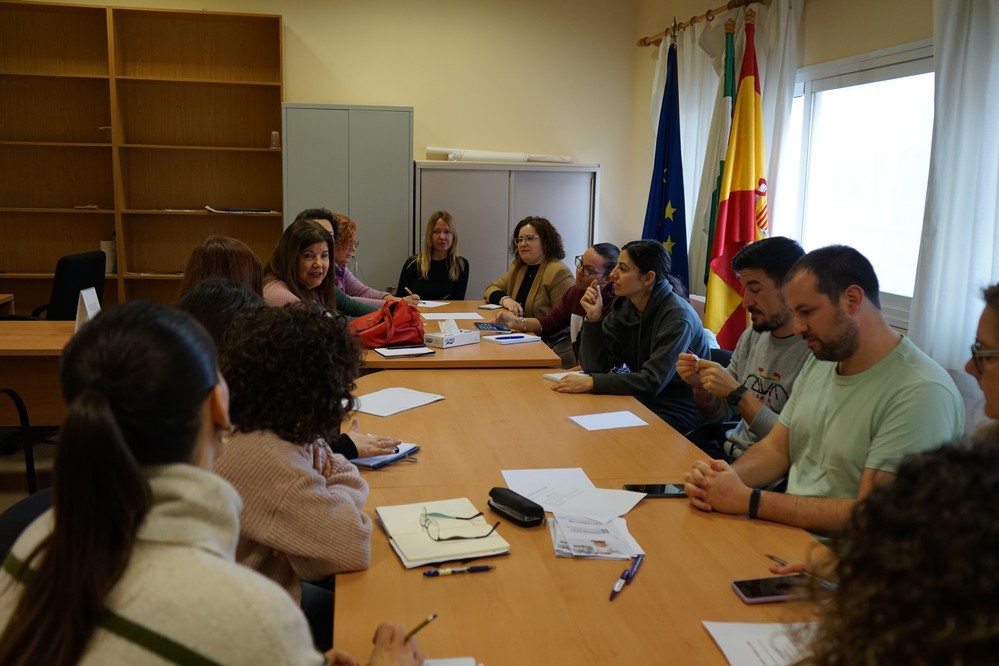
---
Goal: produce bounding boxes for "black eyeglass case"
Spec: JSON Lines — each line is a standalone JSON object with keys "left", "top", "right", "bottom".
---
{"left": 488, "top": 487, "right": 545, "bottom": 527}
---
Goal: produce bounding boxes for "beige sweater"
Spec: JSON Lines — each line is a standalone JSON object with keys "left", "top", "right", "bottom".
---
{"left": 214, "top": 430, "right": 373, "bottom": 602}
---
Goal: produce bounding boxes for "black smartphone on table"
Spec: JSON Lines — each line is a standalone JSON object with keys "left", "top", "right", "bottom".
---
{"left": 475, "top": 322, "right": 511, "bottom": 332}
{"left": 622, "top": 483, "right": 687, "bottom": 498}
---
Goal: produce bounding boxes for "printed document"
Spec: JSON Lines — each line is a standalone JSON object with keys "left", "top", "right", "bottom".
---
{"left": 702, "top": 621, "right": 815, "bottom": 666}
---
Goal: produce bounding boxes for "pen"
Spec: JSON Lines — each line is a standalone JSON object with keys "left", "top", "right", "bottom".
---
{"left": 493, "top": 334, "right": 526, "bottom": 340}
{"left": 609, "top": 568, "right": 630, "bottom": 601}
{"left": 765, "top": 554, "right": 838, "bottom": 590}
{"left": 423, "top": 565, "right": 495, "bottom": 577}
{"left": 625, "top": 553, "right": 643, "bottom": 584}
{"left": 404, "top": 613, "right": 438, "bottom": 642}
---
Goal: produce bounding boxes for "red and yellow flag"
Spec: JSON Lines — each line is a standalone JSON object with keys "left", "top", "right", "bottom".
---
{"left": 704, "top": 12, "right": 769, "bottom": 349}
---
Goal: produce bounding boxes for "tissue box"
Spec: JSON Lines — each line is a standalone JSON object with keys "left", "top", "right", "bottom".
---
{"left": 424, "top": 329, "right": 480, "bottom": 348}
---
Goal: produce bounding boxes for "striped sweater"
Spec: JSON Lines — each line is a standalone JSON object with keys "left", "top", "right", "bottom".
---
{"left": 214, "top": 430, "right": 372, "bottom": 602}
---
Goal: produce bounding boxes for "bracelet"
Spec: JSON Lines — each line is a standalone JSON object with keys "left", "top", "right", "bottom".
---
{"left": 518, "top": 316, "right": 526, "bottom": 331}
{"left": 748, "top": 487, "right": 762, "bottom": 519}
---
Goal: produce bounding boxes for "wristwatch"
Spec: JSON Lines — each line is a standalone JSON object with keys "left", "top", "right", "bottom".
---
{"left": 726, "top": 385, "right": 749, "bottom": 406}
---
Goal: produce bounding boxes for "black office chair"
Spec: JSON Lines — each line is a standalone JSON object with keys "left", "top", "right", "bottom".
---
{"left": 31, "top": 250, "right": 106, "bottom": 321}
{"left": 0, "top": 388, "right": 38, "bottom": 495}
{"left": 0, "top": 488, "right": 53, "bottom": 558}
{"left": 684, "top": 346, "right": 738, "bottom": 458}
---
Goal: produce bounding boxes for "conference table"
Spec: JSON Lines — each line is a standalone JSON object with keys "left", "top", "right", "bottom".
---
{"left": 361, "top": 300, "right": 561, "bottom": 369}
{"left": 334, "top": 369, "right": 819, "bottom": 664}
{"left": 0, "top": 320, "right": 74, "bottom": 427}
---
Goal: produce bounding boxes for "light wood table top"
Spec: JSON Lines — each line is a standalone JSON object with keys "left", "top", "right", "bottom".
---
{"left": 336, "top": 369, "right": 819, "bottom": 664}
{"left": 0, "top": 320, "right": 75, "bottom": 356}
{"left": 0, "top": 294, "right": 13, "bottom": 315}
{"left": 361, "top": 300, "right": 561, "bottom": 369}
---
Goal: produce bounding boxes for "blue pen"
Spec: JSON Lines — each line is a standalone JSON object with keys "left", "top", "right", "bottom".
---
{"left": 625, "top": 553, "right": 644, "bottom": 584}
{"left": 493, "top": 334, "right": 525, "bottom": 341}
{"left": 423, "top": 565, "right": 495, "bottom": 577}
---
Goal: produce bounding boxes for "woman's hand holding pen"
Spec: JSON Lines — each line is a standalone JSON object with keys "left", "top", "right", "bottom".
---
{"left": 580, "top": 279, "right": 603, "bottom": 322}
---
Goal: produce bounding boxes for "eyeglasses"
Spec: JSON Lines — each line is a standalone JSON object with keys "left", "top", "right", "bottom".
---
{"left": 970, "top": 341, "right": 999, "bottom": 373}
{"left": 515, "top": 235, "right": 539, "bottom": 244}
{"left": 574, "top": 255, "right": 607, "bottom": 277}
{"left": 349, "top": 240, "right": 360, "bottom": 249}
{"left": 419, "top": 506, "right": 499, "bottom": 541}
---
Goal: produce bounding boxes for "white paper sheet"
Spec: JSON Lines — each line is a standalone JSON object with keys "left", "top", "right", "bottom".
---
{"left": 415, "top": 300, "right": 449, "bottom": 308}
{"left": 421, "top": 312, "right": 484, "bottom": 320}
{"left": 355, "top": 387, "right": 445, "bottom": 417}
{"left": 569, "top": 410, "right": 648, "bottom": 431}
{"left": 501, "top": 468, "right": 594, "bottom": 511}
{"left": 702, "top": 621, "right": 815, "bottom": 666}
{"left": 554, "top": 488, "right": 646, "bottom": 523}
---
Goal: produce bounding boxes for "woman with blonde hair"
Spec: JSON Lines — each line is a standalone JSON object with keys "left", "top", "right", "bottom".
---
{"left": 396, "top": 210, "right": 469, "bottom": 300}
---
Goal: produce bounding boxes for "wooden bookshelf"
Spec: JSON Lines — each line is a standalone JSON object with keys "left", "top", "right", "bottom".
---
{"left": 0, "top": 2, "right": 283, "bottom": 313}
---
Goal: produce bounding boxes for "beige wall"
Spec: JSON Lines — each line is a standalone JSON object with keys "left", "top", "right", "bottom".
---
{"left": 58, "top": 0, "right": 930, "bottom": 248}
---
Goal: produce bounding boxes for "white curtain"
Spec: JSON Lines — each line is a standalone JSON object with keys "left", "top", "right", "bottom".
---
{"left": 648, "top": 0, "right": 803, "bottom": 295}
{"left": 909, "top": 0, "right": 999, "bottom": 373}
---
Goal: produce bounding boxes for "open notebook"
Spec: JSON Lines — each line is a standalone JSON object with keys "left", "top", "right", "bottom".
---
{"left": 376, "top": 498, "right": 510, "bottom": 568}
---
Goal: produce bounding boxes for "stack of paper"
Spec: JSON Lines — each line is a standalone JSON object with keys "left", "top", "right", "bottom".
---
{"left": 548, "top": 514, "right": 642, "bottom": 560}
{"left": 373, "top": 346, "right": 435, "bottom": 358}
{"left": 352, "top": 442, "right": 420, "bottom": 469}
{"left": 355, "top": 387, "right": 445, "bottom": 417}
{"left": 376, "top": 498, "right": 510, "bottom": 568}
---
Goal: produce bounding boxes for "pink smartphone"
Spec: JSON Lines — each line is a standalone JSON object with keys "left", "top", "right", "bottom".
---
{"left": 731, "top": 575, "right": 807, "bottom": 604}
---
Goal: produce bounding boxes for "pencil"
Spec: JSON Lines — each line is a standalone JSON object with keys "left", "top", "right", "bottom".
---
{"left": 404, "top": 613, "right": 438, "bottom": 642}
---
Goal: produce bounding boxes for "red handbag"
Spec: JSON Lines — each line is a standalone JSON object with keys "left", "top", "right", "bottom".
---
{"left": 347, "top": 300, "right": 425, "bottom": 349}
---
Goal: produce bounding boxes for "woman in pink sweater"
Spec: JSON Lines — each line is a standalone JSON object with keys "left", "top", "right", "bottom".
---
{"left": 214, "top": 303, "right": 372, "bottom": 651}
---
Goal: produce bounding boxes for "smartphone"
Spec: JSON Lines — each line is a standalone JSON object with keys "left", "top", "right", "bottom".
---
{"left": 731, "top": 575, "right": 807, "bottom": 604}
{"left": 622, "top": 483, "right": 687, "bottom": 498}
{"left": 475, "top": 322, "right": 511, "bottom": 332}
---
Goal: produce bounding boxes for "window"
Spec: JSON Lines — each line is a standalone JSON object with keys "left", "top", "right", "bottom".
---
{"left": 773, "top": 41, "right": 934, "bottom": 328}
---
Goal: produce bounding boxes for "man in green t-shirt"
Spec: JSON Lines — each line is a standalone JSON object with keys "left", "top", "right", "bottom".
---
{"left": 683, "top": 245, "right": 963, "bottom": 536}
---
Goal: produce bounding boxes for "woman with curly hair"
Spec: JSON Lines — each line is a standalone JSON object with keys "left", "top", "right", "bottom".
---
{"left": 396, "top": 210, "right": 470, "bottom": 300}
{"left": 262, "top": 218, "right": 376, "bottom": 317}
{"left": 797, "top": 439, "right": 999, "bottom": 665}
{"left": 329, "top": 212, "right": 421, "bottom": 306}
{"left": 178, "top": 234, "right": 263, "bottom": 298}
{"left": 213, "top": 304, "right": 373, "bottom": 651}
{"left": 483, "top": 216, "right": 573, "bottom": 324}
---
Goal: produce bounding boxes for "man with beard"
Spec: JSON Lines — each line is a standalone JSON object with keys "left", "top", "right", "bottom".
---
{"left": 677, "top": 237, "right": 809, "bottom": 460}
{"left": 683, "top": 245, "right": 963, "bottom": 535}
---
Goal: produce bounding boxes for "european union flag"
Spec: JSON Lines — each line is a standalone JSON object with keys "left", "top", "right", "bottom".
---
{"left": 641, "top": 41, "right": 689, "bottom": 292}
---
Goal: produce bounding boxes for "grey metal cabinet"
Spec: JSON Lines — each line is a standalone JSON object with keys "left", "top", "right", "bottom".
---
{"left": 414, "top": 161, "right": 599, "bottom": 300}
{"left": 283, "top": 104, "right": 413, "bottom": 293}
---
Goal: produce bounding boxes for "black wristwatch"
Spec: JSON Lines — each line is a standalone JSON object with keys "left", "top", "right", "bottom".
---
{"left": 726, "top": 385, "right": 749, "bottom": 406}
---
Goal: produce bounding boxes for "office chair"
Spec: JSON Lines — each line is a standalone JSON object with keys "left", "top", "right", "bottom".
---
{"left": 0, "top": 388, "right": 38, "bottom": 495}
{"left": 0, "top": 488, "right": 53, "bottom": 558}
{"left": 684, "top": 346, "right": 737, "bottom": 458}
{"left": 31, "top": 250, "right": 106, "bottom": 320}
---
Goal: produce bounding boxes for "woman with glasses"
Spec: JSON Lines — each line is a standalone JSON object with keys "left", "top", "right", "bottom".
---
{"left": 396, "top": 210, "right": 469, "bottom": 300}
{"left": 965, "top": 283, "right": 999, "bottom": 438}
{"left": 553, "top": 239, "right": 713, "bottom": 433}
{"left": 484, "top": 216, "right": 574, "bottom": 325}
{"left": 262, "top": 217, "right": 376, "bottom": 318}
{"left": 492, "top": 243, "right": 619, "bottom": 367}
{"left": 328, "top": 212, "right": 421, "bottom": 307}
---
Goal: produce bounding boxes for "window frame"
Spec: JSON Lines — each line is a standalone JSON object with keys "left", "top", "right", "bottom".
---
{"left": 786, "top": 39, "right": 934, "bottom": 330}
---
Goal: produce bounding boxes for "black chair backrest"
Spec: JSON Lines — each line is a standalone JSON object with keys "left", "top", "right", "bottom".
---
{"left": 40, "top": 251, "right": 106, "bottom": 320}
{"left": 710, "top": 347, "right": 734, "bottom": 368}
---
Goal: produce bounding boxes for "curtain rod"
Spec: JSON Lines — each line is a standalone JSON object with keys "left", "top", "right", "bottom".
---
{"left": 637, "top": 0, "right": 762, "bottom": 47}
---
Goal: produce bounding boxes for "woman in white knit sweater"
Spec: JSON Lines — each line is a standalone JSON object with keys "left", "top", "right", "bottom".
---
{"left": 0, "top": 302, "right": 421, "bottom": 665}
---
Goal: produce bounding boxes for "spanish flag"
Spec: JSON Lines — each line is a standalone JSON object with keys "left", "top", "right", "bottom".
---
{"left": 704, "top": 11, "right": 769, "bottom": 349}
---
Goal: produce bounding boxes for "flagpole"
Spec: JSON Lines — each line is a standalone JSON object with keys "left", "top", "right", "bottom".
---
{"left": 636, "top": 0, "right": 761, "bottom": 47}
